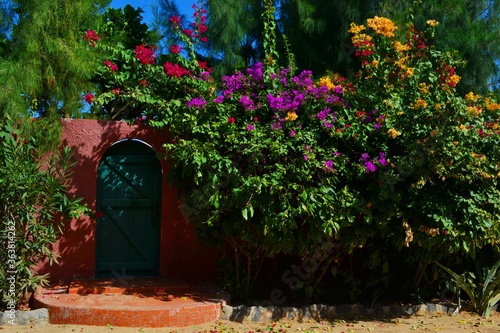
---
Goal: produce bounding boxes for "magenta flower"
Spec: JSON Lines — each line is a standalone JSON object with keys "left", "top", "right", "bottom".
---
{"left": 378, "top": 152, "right": 388, "bottom": 166}
{"left": 239, "top": 95, "right": 255, "bottom": 111}
{"left": 324, "top": 160, "right": 334, "bottom": 172}
{"left": 316, "top": 107, "right": 331, "bottom": 121}
{"left": 364, "top": 161, "right": 377, "bottom": 173}
{"left": 361, "top": 153, "right": 371, "bottom": 162}
{"left": 247, "top": 62, "right": 264, "bottom": 81}
{"left": 323, "top": 122, "right": 333, "bottom": 129}
{"left": 186, "top": 96, "right": 207, "bottom": 109}
{"left": 360, "top": 153, "right": 378, "bottom": 173}
{"left": 271, "top": 122, "right": 282, "bottom": 130}
{"left": 246, "top": 124, "right": 254, "bottom": 131}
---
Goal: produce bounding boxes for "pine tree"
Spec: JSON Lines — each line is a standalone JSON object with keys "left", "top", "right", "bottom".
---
{"left": 206, "top": 0, "right": 265, "bottom": 74}
{"left": 278, "top": 0, "right": 379, "bottom": 77}
{"left": 0, "top": 0, "right": 110, "bottom": 118}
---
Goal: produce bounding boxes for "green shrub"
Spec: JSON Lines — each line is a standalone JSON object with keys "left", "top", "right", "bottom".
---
{"left": 0, "top": 119, "right": 88, "bottom": 306}
{"left": 436, "top": 259, "right": 500, "bottom": 318}
{"left": 89, "top": 3, "right": 500, "bottom": 301}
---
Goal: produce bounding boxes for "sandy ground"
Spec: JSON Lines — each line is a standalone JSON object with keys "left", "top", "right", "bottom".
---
{"left": 1, "top": 311, "right": 500, "bottom": 333}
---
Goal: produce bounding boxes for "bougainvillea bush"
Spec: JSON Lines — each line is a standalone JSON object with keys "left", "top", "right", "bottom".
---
{"left": 334, "top": 17, "right": 500, "bottom": 295}
{"left": 88, "top": 4, "right": 500, "bottom": 302}
{"left": 85, "top": 3, "right": 212, "bottom": 121}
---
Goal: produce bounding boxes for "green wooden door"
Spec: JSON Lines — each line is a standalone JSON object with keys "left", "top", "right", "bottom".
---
{"left": 96, "top": 140, "right": 161, "bottom": 277}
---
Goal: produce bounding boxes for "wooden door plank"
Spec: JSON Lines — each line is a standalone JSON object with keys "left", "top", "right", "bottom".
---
{"left": 104, "top": 207, "right": 154, "bottom": 263}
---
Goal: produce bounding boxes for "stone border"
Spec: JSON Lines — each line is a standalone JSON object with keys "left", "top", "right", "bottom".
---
{"left": 1, "top": 308, "right": 49, "bottom": 326}
{"left": 0, "top": 303, "right": 458, "bottom": 326}
{"left": 220, "top": 303, "right": 458, "bottom": 323}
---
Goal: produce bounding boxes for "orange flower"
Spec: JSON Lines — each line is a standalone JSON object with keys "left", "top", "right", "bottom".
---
{"left": 426, "top": 20, "right": 439, "bottom": 27}
{"left": 285, "top": 112, "right": 298, "bottom": 121}
{"left": 387, "top": 128, "right": 401, "bottom": 139}
{"left": 367, "top": 16, "right": 397, "bottom": 38}
{"left": 348, "top": 22, "right": 366, "bottom": 34}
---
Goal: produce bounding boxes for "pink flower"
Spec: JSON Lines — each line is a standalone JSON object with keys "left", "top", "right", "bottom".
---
{"left": 169, "top": 15, "right": 182, "bottom": 28}
{"left": 139, "top": 79, "right": 149, "bottom": 87}
{"left": 198, "top": 60, "right": 213, "bottom": 72}
{"left": 134, "top": 44, "right": 157, "bottom": 65}
{"left": 228, "top": 117, "right": 236, "bottom": 123}
{"left": 197, "top": 24, "right": 208, "bottom": 34}
{"left": 182, "top": 29, "right": 194, "bottom": 37}
{"left": 104, "top": 60, "right": 118, "bottom": 73}
{"left": 83, "top": 93, "right": 94, "bottom": 105}
{"left": 169, "top": 44, "right": 182, "bottom": 54}
{"left": 163, "top": 62, "right": 190, "bottom": 78}
{"left": 83, "top": 30, "right": 99, "bottom": 46}
{"left": 112, "top": 88, "right": 121, "bottom": 96}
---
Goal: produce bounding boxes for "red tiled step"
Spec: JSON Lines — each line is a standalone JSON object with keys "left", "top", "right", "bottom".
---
{"left": 32, "top": 279, "right": 230, "bottom": 327}
{"left": 67, "top": 277, "right": 189, "bottom": 295}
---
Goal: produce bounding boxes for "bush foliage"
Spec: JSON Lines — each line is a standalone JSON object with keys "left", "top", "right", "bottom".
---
{"left": 0, "top": 119, "right": 88, "bottom": 305}
{"left": 88, "top": 4, "right": 500, "bottom": 302}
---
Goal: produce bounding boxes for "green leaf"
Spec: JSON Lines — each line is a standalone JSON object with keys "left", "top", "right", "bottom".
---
{"left": 435, "top": 261, "right": 478, "bottom": 310}
{"left": 483, "top": 290, "right": 500, "bottom": 318}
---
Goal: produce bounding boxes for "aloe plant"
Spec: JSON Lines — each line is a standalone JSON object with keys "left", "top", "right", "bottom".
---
{"left": 435, "top": 258, "right": 500, "bottom": 318}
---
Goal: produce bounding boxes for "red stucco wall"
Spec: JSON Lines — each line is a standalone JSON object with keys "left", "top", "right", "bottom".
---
{"left": 35, "top": 119, "right": 220, "bottom": 283}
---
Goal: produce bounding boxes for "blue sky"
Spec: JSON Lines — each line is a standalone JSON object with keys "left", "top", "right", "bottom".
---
{"left": 109, "top": 0, "right": 194, "bottom": 25}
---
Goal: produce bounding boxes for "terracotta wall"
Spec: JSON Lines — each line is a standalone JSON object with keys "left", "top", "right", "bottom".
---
{"left": 35, "top": 119, "right": 220, "bottom": 283}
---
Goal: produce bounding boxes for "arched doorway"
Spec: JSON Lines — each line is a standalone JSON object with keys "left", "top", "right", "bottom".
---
{"left": 96, "top": 139, "right": 161, "bottom": 277}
